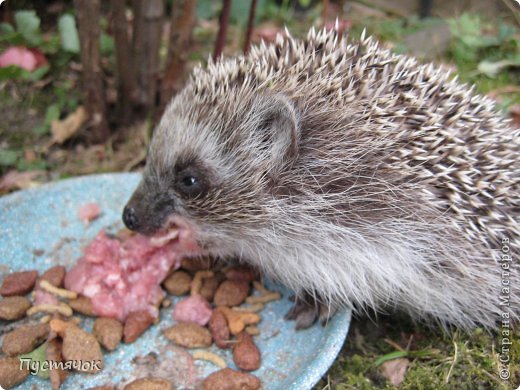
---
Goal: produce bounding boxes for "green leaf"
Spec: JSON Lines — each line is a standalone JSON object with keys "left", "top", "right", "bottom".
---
{"left": 58, "top": 14, "right": 80, "bottom": 53}
{"left": 19, "top": 342, "right": 49, "bottom": 379}
{"left": 33, "top": 124, "right": 48, "bottom": 136}
{"left": 17, "top": 159, "right": 48, "bottom": 171}
{"left": 230, "top": 0, "right": 251, "bottom": 25}
{"left": 0, "top": 150, "right": 19, "bottom": 167}
{"left": 24, "top": 65, "right": 49, "bottom": 81}
{"left": 497, "top": 24, "right": 517, "bottom": 43}
{"left": 0, "top": 64, "right": 49, "bottom": 81}
{"left": 374, "top": 348, "right": 438, "bottom": 367}
{"left": 14, "top": 10, "right": 42, "bottom": 46}
{"left": 197, "top": 0, "right": 220, "bottom": 20}
{"left": 33, "top": 103, "right": 61, "bottom": 136}
{"left": 298, "top": 0, "right": 312, "bottom": 7}
{"left": 0, "top": 22, "right": 15, "bottom": 34}
{"left": 0, "top": 30, "right": 23, "bottom": 44}
{"left": 39, "top": 35, "right": 62, "bottom": 54}
{"left": 374, "top": 351, "right": 408, "bottom": 366}
{"left": 0, "top": 65, "right": 24, "bottom": 80}
{"left": 45, "top": 104, "right": 61, "bottom": 124}
{"left": 478, "top": 59, "right": 520, "bottom": 78}
{"left": 100, "top": 33, "right": 114, "bottom": 56}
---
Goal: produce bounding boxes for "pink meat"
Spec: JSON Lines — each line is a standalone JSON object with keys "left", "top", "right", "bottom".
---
{"left": 78, "top": 203, "right": 102, "bottom": 223}
{"left": 172, "top": 294, "right": 213, "bottom": 326}
{"left": 65, "top": 231, "right": 181, "bottom": 321}
{"left": 34, "top": 289, "right": 59, "bottom": 306}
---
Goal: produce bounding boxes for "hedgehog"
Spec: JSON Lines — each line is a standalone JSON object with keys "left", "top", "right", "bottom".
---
{"left": 123, "top": 27, "right": 519, "bottom": 330}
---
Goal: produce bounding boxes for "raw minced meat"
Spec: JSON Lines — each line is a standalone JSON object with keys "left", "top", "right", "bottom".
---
{"left": 65, "top": 231, "right": 181, "bottom": 321}
{"left": 77, "top": 203, "right": 101, "bottom": 223}
{"left": 172, "top": 294, "right": 213, "bottom": 326}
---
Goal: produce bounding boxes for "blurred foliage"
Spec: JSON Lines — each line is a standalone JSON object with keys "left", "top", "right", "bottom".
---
{"left": 448, "top": 14, "right": 520, "bottom": 86}
{"left": 355, "top": 13, "right": 520, "bottom": 107}
{"left": 196, "top": 0, "right": 319, "bottom": 26}
{"left": 0, "top": 8, "right": 84, "bottom": 143}
{"left": 353, "top": 16, "right": 446, "bottom": 54}
{"left": 58, "top": 13, "right": 80, "bottom": 53}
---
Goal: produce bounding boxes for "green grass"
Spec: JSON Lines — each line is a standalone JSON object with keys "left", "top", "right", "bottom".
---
{"left": 319, "top": 315, "right": 519, "bottom": 389}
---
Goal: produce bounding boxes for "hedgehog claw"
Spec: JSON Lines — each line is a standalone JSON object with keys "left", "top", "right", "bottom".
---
{"left": 285, "top": 293, "right": 335, "bottom": 330}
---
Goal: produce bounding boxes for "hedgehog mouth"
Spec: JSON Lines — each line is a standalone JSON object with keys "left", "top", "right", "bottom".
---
{"left": 149, "top": 215, "right": 203, "bottom": 256}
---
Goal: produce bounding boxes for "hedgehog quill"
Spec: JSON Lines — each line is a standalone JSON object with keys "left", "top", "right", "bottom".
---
{"left": 123, "top": 27, "right": 519, "bottom": 330}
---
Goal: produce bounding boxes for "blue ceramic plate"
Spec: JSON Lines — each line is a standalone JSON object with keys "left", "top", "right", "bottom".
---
{"left": 0, "top": 173, "right": 351, "bottom": 389}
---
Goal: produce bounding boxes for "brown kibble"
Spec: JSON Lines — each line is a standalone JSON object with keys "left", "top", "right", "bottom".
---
{"left": 202, "top": 368, "right": 260, "bottom": 390}
{"left": 2, "top": 323, "right": 49, "bottom": 356}
{"left": 233, "top": 331, "right": 261, "bottom": 371}
{"left": 199, "top": 276, "right": 221, "bottom": 302}
{"left": 39, "top": 266, "right": 66, "bottom": 288}
{"left": 181, "top": 257, "right": 213, "bottom": 271}
{"left": 225, "top": 266, "right": 257, "bottom": 283}
{"left": 69, "top": 295, "right": 95, "bottom": 316}
{"left": 62, "top": 325, "right": 103, "bottom": 373}
{"left": 190, "top": 270, "right": 214, "bottom": 295}
{"left": 0, "top": 357, "right": 30, "bottom": 389}
{"left": 163, "top": 322, "right": 212, "bottom": 348}
{"left": 218, "top": 307, "right": 261, "bottom": 335}
{"left": 46, "top": 338, "right": 68, "bottom": 390}
{"left": 94, "top": 317, "right": 123, "bottom": 351}
{"left": 124, "top": 377, "right": 172, "bottom": 390}
{"left": 163, "top": 271, "right": 191, "bottom": 296}
{"left": 0, "top": 270, "right": 38, "bottom": 297}
{"left": 124, "top": 310, "right": 154, "bottom": 343}
{"left": 89, "top": 386, "right": 114, "bottom": 390}
{"left": 214, "top": 280, "right": 250, "bottom": 307}
{"left": 0, "top": 296, "right": 31, "bottom": 320}
{"left": 208, "top": 310, "right": 230, "bottom": 349}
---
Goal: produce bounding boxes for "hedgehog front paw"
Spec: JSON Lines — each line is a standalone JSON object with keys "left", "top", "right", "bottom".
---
{"left": 284, "top": 293, "right": 336, "bottom": 330}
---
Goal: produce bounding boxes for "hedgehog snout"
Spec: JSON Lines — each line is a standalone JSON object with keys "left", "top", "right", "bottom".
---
{"left": 123, "top": 179, "right": 176, "bottom": 235}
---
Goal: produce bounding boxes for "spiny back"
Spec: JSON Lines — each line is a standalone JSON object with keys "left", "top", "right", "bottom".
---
{"left": 177, "top": 27, "right": 519, "bottom": 251}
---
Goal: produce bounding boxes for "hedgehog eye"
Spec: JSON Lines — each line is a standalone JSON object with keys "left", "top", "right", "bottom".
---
{"left": 182, "top": 175, "right": 198, "bottom": 187}
{"left": 175, "top": 168, "right": 206, "bottom": 198}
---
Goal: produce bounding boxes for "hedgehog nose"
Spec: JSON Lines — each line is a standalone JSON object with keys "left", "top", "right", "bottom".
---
{"left": 122, "top": 206, "right": 139, "bottom": 231}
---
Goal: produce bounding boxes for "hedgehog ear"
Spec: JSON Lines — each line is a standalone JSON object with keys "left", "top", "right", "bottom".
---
{"left": 254, "top": 94, "right": 299, "bottom": 168}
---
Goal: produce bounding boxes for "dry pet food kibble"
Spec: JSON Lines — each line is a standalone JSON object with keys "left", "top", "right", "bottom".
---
{"left": 232, "top": 331, "right": 261, "bottom": 371}
{"left": 0, "top": 270, "right": 38, "bottom": 297}
{"left": 163, "top": 322, "right": 212, "bottom": 348}
{"left": 202, "top": 368, "right": 261, "bottom": 390}
{"left": 2, "top": 323, "right": 49, "bottom": 356}
{"left": 94, "top": 317, "right": 124, "bottom": 351}
{"left": 0, "top": 296, "right": 31, "bottom": 321}
{"left": 123, "top": 310, "right": 154, "bottom": 344}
